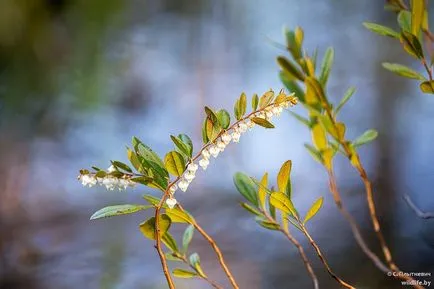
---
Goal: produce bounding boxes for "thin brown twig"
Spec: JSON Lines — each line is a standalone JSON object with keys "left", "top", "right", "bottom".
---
{"left": 327, "top": 169, "right": 390, "bottom": 272}
{"left": 260, "top": 208, "right": 319, "bottom": 289}
{"left": 404, "top": 194, "right": 434, "bottom": 219}
{"left": 178, "top": 204, "right": 239, "bottom": 289}
{"left": 328, "top": 169, "right": 424, "bottom": 288}
{"left": 299, "top": 224, "right": 356, "bottom": 289}
{"left": 154, "top": 194, "right": 176, "bottom": 289}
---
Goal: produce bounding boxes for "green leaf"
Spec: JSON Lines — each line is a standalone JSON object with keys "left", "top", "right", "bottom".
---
{"left": 304, "top": 143, "right": 323, "bottom": 164}
{"left": 285, "top": 28, "right": 302, "bottom": 59}
{"left": 165, "top": 207, "right": 194, "bottom": 224}
{"left": 182, "top": 225, "right": 194, "bottom": 254}
{"left": 319, "top": 47, "right": 334, "bottom": 87}
{"left": 216, "top": 109, "right": 231, "bottom": 129}
{"left": 269, "top": 192, "right": 298, "bottom": 217}
{"left": 205, "top": 116, "right": 221, "bottom": 141}
{"left": 172, "top": 269, "right": 198, "bottom": 278}
{"left": 259, "top": 90, "right": 275, "bottom": 108}
{"left": 411, "top": 0, "right": 425, "bottom": 35}
{"left": 139, "top": 214, "right": 171, "bottom": 240}
{"left": 127, "top": 148, "right": 142, "bottom": 173}
{"left": 111, "top": 161, "right": 133, "bottom": 173}
{"left": 335, "top": 87, "right": 356, "bottom": 115}
{"left": 353, "top": 129, "right": 379, "bottom": 147}
{"left": 90, "top": 204, "right": 152, "bottom": 220}
{"left": 279, "top": 71, "right": 305, "bottom": 102}
{"left": 258, "top": 173, "right": 268, "bottom": 209}
{"left": 398, "top": 10, "right": 412, "bottom": 32}
{"left": 250, "top": 117, "right": 275, "bottom": 128}
{"left": 202, "top": 118, "right": 209, "bottom": 143}
{"left": 305, "top": 77, "right": 327, "bottom": 106}
{"left": 132, "top": 137, "right": 165, "bottom": 168}
{"left": 362, "top": 22, "right": 400, "bottom": 38}
{"left": 400, "top": 31, "right": 424, "bottom": 59}
{"left": 189, "top": 253, "right": 206, "bottom": 277}
{"left": 240, "top": 202, "right": 262, "bottom": 216}
{"left": 233, "top": 172, "right": 258, "bottom": 206}
{"left": 303, "top": 197, "right": 324, "bottom": 224}
{"left": 170, "top": 135, "right": 192, "bottom": 158}
{"left": 256, "top": 218, "right": 280, "bottom": 230}
{"left": 178, "top": 134, "right": 193, "bottom": 156}
{"left": 166, "top": 252, "right": 183, "bottom": 262}
{"left": 234, "top": 93, "right": 247, "bottom": 120}
{"left": 204, "top": 106, "right": 219, "bottom": 124}
{"left": 277, "top": 160, "right": 292, "bottom": 198}
{"left": 142, "top": 194, "right": 167, "bottom": 208}
{"left": 252, "top": 94, "right": 259, "bottom": 110}
{"left": 162, "top": 232, "right": 178, "bottom": 252}
{"left": 288, "top": 111, "right": 311, "bottom": 127}
{"left": 420, "top": 80, "right": 434, "bottom": 94}
{"left": 277, "top": 56, "right": 305, "bottom": 81}
{"left": 164, "top": 151, "right": 186, "bottom": 177}
{"left": 382, "top": 63, "right": 425, "bottom": 80}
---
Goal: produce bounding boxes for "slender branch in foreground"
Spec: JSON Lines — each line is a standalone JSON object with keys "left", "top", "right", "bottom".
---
{"left": 154, "top": 193, "right": 176, "bottom": 289}
{"left": 300, "top": 224, "right": 356, "bottom": 289}
{"left": 328, "top": 170, "right": 425, "bottom": 288}
{"left": 178, "top": 204, "right": 239, "bottom": 289}
{"left": 261, "top": 209, "right": 319, "bottom": 289}
{"left": 404, "top": 194, "right": 434, "bottom": 219}
{"left": 327, "top": 169, "right": 389, "bottom": 272}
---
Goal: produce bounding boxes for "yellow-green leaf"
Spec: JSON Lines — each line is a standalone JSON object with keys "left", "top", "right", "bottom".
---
{"left": 269, "top": 192, "right": 298, "bottom": 217}
{"left": 139, "top": 214, "right": 171, "bottom": 240}
{"left": 165, "top": 207, "right": 194, "bottom": 224}
{"left": 256, "top": 219, "right": 280, "bottom": 230}
{"left": 90, "top": 204, "right": 152, "bottom": 220}
{"left": 259, "top": 90, "right": 275, "bottom": 108}
{"left": 164, "top": 151, "right": 186, "bottom": 177}
{"left": 363, "top": 22, "right": 400, "bottom": 38}
{"left": 335, "top": 87, "right": 356, "bottom": 115}
{"left": 277, "top": 161, "right": 292, "bottom": 198}
{"left": 319, "top": 47, "right": 334, "bottom": 87}
{"left": 172, "top": 269, "right": 198, "bottom": 278}
{"left": 162, "top": 232, "right": 178, "bottom": 252}
{"left": 277, "top": 56, "right": 305, "bottom": 81}
{"left": 382, "top": 63, "right": 425, "bottom": 80}
{"left": 420, "top": 80, "right": 434, "bottom": 94}
{"left": 251, "top": 117, "right": 275, "bottom": 128}
{"left": 234, "top": 93, "right": 247, "bottom": 120}
{"left": 400, "top": 31, "right": 424, "bottom": 59}
{"left": 353, "top": 129, "right": 378, "bottom": 147}
{"left": 258, "top": 173, "right": 268, "bottom": 209}
{"left": 240, "top": 202, "right": 262, "bottom": 216}
{"left": 252, "top": 93, "right": 259, "bottom": 110}
{"left": 303, "top": 197, "right": 324, "bottom": 224}
{"left": 311, "top": 123, "right": 328, "bottom": 150}
{"left": 216, "top": 109, "right": 231, "bottom": 129}
{"left": 411, "top": 0, "right": 425, "bottom": 35}
{"left": 322, "top": 148, "right": 335, "bottom": 170}
{"left": 398, "top": 10, "right": 411, "bottom": 32}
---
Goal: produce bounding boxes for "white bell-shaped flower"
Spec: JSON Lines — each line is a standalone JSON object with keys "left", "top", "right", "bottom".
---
{"left": 221, "top": 132, "right": 231, "bottom": 144}
{"left": 265, "top": 111, "right": 273, "bottom": 119}
{"left": 107, "top": 165, "right": 116, "bottom": 173}
{"left": 232, "top": 131, "right": 241, "bottom": 143}
{"left": 201, "top": 149, "right": 210, "bottom": 159}
{"left": 199, "top": 158, "right": 209, "bottom": 170}
{"left": 246, "top": 118, "right": 255, "bottom": 129}
{"left": 209, "top": 145, "right": 220, "bottom": 158}
{"left": 119, "top": 179, "right": 129, "bottom": 190}
{"left": 216, "top": 140, "right": 226, "bottom": 150}
{"left": 178, "top": 179, "right": 189, "bottom": 192}
{"left": 187, "top": 163, "right": 198, "bottom": 173}
{"left": 166, "top": 197, "right": 177, "bottom": 209}
{"left": 184, "top": 171, "right": 196, "bottom": 182}
{"left": 238, "top": 122, "right": 248, "bottom": 133}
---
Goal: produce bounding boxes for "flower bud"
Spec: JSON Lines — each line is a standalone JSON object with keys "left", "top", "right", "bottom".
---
{"left": 166, "top": 197, "right": 177, "bottom": 209}
{"left": 178, "top": 179, "right": 189, "bottom": 192}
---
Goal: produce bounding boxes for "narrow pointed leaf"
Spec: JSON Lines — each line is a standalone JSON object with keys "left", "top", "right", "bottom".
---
{"left": 277, "top": 56, "right": 305, "bottom": 81}
{"left": 240, "top": 202, "right": 262, "bottom": 216}
{"left": 411, "top": 0, "right": 425, "bottom": 35}
{"left": 319, "top": 47, "right": 334, "bottom": 87}
{"left": 165, "top": 207, "right": 194, "bottom": 224}
{"left": 304, "top": 197, "right": 324, "bottom": 224}
{"left": 363, "top": 22, "right": 400, "bottom": 38}
{"left": 353, "top": 129, "right": 378, "bottom": 147}
{"left": 251, "top": 117, "right": 275, "bottom": 128}
{"left": 162, "top": 232, "right": 178, "bottom": 252}
{"left": 335, "top": 87, "right": 356, "bottom": 115}
{"left": 171, "top": 135, "right": 192, "bottom": 158}
{"left": 277, "top": 161, "right": 292, "bottom": 198}
{"left": 172, "top": 269, "right": 198, "bottom": 278}
{"left": 258, "top": 173, "right": 268, "bottom": 209}
{"left": 233, "top": 172, "right": 258, "bottom": 206}
{"left": 90, "top": 204, "right": 152, "bottom": 220}
{"left": 182, "top": 225, "right": 194, "bottom": 254}
{"left": 270, "top": 192, "right": 298, "bottom": 217}
{"left": 164, "top": 151, "right": 186, "bottom": 177}
{"left": 382, "top": 63, "right": 425, "bottom": 80}
{"left": 139, "top": 214, "right": 171, "bottom": 240}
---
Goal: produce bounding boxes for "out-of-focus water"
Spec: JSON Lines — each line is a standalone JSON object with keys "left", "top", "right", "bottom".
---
{"left": 1, "top": 0, "right": 434, "bottom": 288}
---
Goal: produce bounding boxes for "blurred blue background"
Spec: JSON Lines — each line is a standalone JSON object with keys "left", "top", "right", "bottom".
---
{"left": 1, "top": 0, "right": 433, "bottom": 288}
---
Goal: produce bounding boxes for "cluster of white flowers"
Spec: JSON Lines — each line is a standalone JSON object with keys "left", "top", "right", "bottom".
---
{"left": 165, "top": 97, "right": 296, "bottom": 209}
{"left": 79, "top": 165, "right": 136, "bottom": 191}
